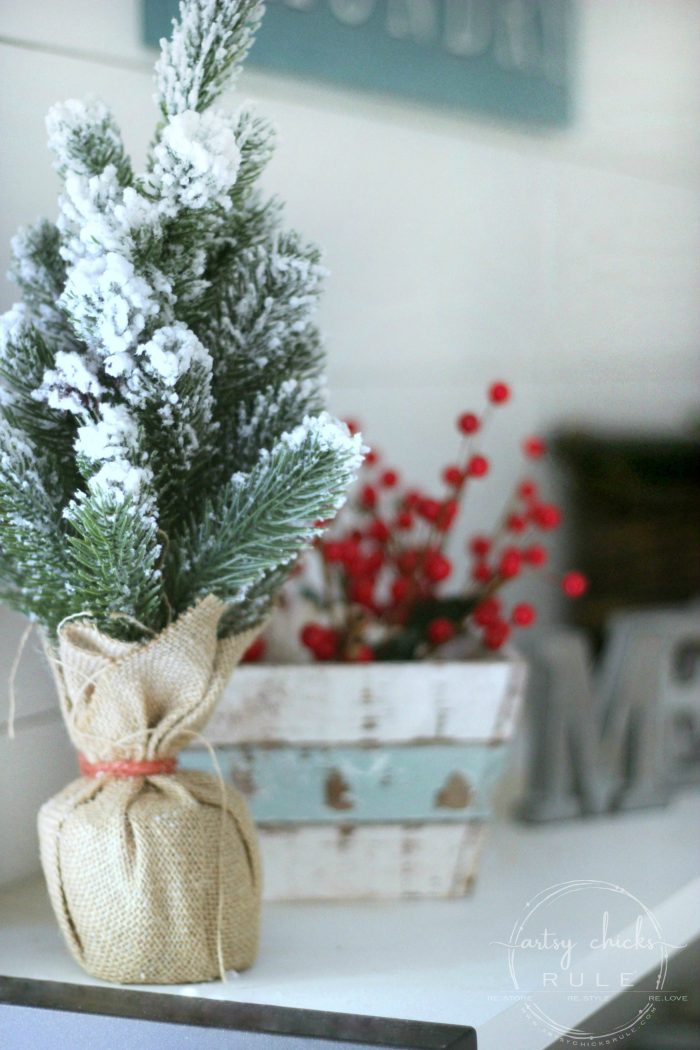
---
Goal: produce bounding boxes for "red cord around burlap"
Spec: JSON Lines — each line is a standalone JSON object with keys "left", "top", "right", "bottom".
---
{"left": 38, "top": 595, "right": 262, "bottom": 985}
{"left": 78, "top": 753, "right": 178, "bottom": 777}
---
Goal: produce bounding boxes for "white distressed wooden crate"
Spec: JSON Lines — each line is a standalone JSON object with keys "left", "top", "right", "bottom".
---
{"left": 183, "top": 656, "right": 526, "bottom": 901}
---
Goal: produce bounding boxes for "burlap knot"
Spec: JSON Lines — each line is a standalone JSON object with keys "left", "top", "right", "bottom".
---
{"left": 37, "top": 595, "right": 262, "bottom": 985}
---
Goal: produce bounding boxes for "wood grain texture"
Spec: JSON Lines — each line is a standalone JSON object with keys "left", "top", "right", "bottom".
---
{"left": 211, "top": 658, "right": 525, "bottom": 746}
{"left": 180, "top": 742, "right": 510, "bottom": 823}
{"left": 188, "top": 658, "right": 524, "bottom": 898}
{"left": 257, "top": 821, "right": 487, "bottom": 900}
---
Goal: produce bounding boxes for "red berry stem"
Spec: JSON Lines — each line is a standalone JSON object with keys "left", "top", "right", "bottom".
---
{"left": 300, "top": 390, "right": 585, "bottom": 660}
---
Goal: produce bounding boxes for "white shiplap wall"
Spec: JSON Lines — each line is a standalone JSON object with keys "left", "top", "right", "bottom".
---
{"left": 0, "top": 0, "right": 699, "bottom": 882}
{"left": 1, "top": 2, "right": 698, "bottom": 528}
{"left": 0, "top": 609, "right": 74, "bottom": 884}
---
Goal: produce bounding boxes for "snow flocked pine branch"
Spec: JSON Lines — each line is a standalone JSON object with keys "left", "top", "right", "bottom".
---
{"left": 0, "top": 0, "right": 364, "bottom": 641}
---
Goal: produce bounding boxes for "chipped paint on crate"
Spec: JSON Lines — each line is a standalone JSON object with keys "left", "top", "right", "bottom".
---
{"left": 187, "top": 656, "right": 526, "bottom": 899}
{"left": 208, "top": 658, "right": 525, "bottom": 746}
{"left": 179, "top": 743, "right": 510, "bottom": 823}
{"left": 257, "top": 822, "right": 488, "bottom": 900}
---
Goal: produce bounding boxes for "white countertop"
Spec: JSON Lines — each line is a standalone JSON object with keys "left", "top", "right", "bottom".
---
{"left": 2, "top": 786, "right": 699, "bottom": 1050}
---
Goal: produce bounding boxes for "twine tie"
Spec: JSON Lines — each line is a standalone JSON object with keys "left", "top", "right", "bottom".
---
{"left": 78, "top": 754, "right": 177, "bottom": 778}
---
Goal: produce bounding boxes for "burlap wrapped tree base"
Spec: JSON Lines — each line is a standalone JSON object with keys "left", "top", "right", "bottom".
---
{"left": 38, "top": 595, "right": 262, "bottom": 985}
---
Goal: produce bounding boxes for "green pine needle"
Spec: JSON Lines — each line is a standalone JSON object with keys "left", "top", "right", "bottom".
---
{"left": 0, "top": 0, "right": 363, "bottom": 643}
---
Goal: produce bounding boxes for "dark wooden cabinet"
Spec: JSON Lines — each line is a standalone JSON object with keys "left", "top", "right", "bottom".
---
{"left": 554, "top": 430, "right": 700, "bottom": 645}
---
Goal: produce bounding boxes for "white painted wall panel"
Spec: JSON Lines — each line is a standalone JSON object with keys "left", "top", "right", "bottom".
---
{"left": 0, "top": 0, "right": 152, "bottom": 66}
{"left": 547, "top": 169, "right": 700, "bottom": 382}
{"left": 0, "top": 714, "right": 75, "bottom": 885}
{"left": 0, "top": 609, "right": 57, "bottom": 727}
{"left": 2, "top": 0, "right": 699, "bottom": 183}
{"left": 1, "top": 4, "right": 697, "bottom": 443}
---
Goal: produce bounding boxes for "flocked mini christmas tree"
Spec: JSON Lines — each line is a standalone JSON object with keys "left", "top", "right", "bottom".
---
{"left": 0, "top": 0, "right": 362, "bottom": 644}
{"left": 0, "top": 0, "right": 363, "bottom": 986}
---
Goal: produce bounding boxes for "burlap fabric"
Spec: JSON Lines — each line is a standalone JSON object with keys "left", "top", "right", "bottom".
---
{"left": 37, "top": 595, "right": 262, "bottom": 985}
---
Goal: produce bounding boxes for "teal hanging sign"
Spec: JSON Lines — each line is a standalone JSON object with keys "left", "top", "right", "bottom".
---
{"left": 142, "top": 0, "right": 573, "bottom": 126}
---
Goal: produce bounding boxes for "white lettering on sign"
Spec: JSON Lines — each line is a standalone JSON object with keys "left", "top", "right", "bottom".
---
{"left": 329, "top": 0, "right": 377, "bottom": 27}
{"left": 278, "top": 0, "right": 565, "bottom": 85}
{"left": 444, "top": 0, "right": 492, "bottom": 58}
{"left": 495, "top": 0, "right": 544, "bottom": 74}
{"left": 386, "top": 0, "right": 439, "bottom": 44}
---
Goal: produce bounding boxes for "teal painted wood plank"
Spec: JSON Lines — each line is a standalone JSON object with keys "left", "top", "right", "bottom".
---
{"left": 180, "top": 743, "right": 509, "bottom": 823}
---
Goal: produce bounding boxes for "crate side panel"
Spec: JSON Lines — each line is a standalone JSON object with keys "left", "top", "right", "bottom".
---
{"left": 212, "top": 662, "right": 518, "bottom": 745}
{"left": 258, "top": 822, "right": 486, "bottom": 900}
{"left": 181, "top": 743, "right": 511, "bottom": 823}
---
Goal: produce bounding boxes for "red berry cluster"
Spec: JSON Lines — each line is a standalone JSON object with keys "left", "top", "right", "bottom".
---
{"left": 242, "top": 636, "right": 266, "bottom": 663}
{"left": 298, "top": 382, "right": 587, "bottom": 662}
